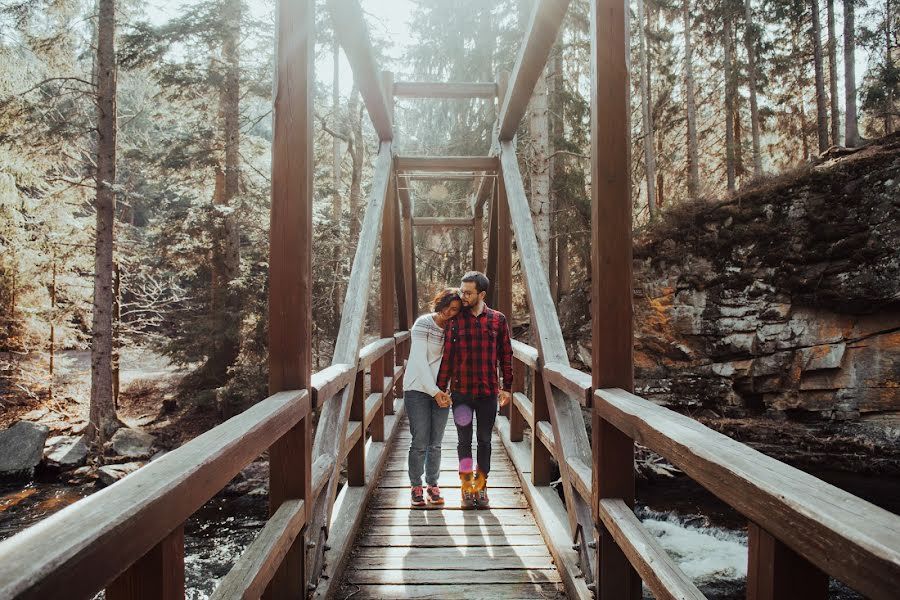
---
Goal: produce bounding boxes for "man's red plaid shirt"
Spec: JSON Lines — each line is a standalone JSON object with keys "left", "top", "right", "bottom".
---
{"left": 436, "top": 304, "right": 514, "bottom": 397}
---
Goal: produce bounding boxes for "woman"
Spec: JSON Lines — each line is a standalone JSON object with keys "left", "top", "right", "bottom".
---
{"left": 403, "top": 288, "right": 462, "bottom": 507}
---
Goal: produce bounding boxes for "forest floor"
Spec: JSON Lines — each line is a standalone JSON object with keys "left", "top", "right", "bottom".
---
{"left": 0, "top": 347, "right": 218, "bottom": 450}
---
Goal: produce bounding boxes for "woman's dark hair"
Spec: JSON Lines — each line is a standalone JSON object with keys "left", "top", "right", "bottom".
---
{"left": 431, "top": 287, "right": 461, "bottom": 312}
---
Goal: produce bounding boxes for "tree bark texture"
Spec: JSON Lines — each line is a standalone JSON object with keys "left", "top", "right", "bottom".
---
{"left": 637, "top": 0, "right": 657, "bottom": 217}
{"left": 529, "top": 68, "right": 551, "bottom": 271}
{"left": 332, "top": 39, "right": 344, "bottom": 316}
{"left": 826, "top": 0, "right": 841, "bottom": 145}
{"left": 89, "top": 0, "right": 120, "bottom": 443}
{"left": 207, "top": 0, "right": 242, "bottom": 389}
{"left": 682, "top": 0, "right": 701, "bottom": 197}
{"left": 744, "top": 0, "right": 763, "bottom": 176}
{"left": 811, "top": 0, "right": 830, "bottom": 153}
{"left": 843, "top": 0, "right": 861, "bottom": 146}
{"left": 723, "top": 4, "right": 737, "bottom": 191}
{"left": 348, "top": 86, "right": 364, "bottom": 246}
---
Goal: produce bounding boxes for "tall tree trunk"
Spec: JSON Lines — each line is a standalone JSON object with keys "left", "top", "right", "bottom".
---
{"left": 49, "top": 254, "right": 56, "bottom": 399}
{"left": 844, "top": 0, "right": 861, "bottom": 146}
{"left": 332, "top": 39, "right": 343, "bottom": 315}
{"left": 811, "top": 0, "right": 830, "bottom": 153}
{"left": 826, "top": 0, "right": 841, "bottom": 144}
{"left": 886, "top": 0, "right": 894, "bottom": 134}
{"left": 549, "top": 47, "right": 564, "bottom": 302}
{"left": 348, "top": 86, "right": 364, "bottom": 246}
{"left": 723, "top": 3, "right": 737, "bottom": 191}
{"left": 89, "top": 0, "right": 120, "bottom": 444}
{"left": 792, "top": 25, "right": 812, "bottom": 159}
{"left": 529, "top": 68, "right": 551, "bottom": 270}
{"left": 637, "top": 0, "right": 658, "bottom": 217}
{"left": 744, "top": 0, "right": 763, "bottom": 176}
{"left": 209, "top": 0, "right": 242, "bottom": 387}
{"left": 682, "top": 0, "right": 701, "bottom": 197}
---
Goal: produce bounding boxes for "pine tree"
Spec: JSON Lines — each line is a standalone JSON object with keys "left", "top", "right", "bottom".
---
{"left": 811, "top": 0, "right": 830, "bottom": 152}
{"left": 844, "top": 0, "right": 862, "bottom": 146}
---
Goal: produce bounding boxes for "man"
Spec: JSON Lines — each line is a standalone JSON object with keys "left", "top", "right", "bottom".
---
{"left": 436, "top": 271, "right": 513, "bottom": 509}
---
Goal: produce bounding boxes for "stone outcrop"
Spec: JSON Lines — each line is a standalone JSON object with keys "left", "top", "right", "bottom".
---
{"left": 44, "top": 435, "right": 88, "bottom": 469}
{"left": 98, "top": 462, "right": 143, "bottom": 486}
{"left": 109, "top": 428, "right": 155, "bottom": 459}
{"left": 0, "top": 421, "right": 50, "bottom": 478}
{"left": 560, "top": 136, "right": 900, "bottom": 471}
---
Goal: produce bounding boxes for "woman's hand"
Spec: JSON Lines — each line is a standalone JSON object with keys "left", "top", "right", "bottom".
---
{"left": 434, "top": 391, "right": 451, "bottom": 408}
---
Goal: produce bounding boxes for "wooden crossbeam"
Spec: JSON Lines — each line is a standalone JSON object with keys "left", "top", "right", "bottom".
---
{"left": 498, "top": 0, "right": 571, "bottom": 140}
{"left": 395, "top": 156, "right": 498, "bottom": 172}
{"left": 412, "top": 217, "right": 474, "bottom": 227}
{"left": 394, "top": 81, "right": 498, "bottom": 98}
{"left": 499, "top": 141, "right": 596, "bottom": 584}
{"left": 326, "top": 0, "right": 392, "bottom": 140}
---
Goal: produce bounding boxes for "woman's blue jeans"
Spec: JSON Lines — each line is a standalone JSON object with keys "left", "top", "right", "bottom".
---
{"left": 405, "top": 390, "right": 450, "bottom": 487}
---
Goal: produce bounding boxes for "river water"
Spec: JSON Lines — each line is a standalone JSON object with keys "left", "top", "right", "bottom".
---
{"left": 1, "top": 466, "right": 894, "bottom": 598}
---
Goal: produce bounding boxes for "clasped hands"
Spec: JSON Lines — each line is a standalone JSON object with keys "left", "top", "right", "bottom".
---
{"left": 434, "top": 391, "right": 452, "bottom": 408}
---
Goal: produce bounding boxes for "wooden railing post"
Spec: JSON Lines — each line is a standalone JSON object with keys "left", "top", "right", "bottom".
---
{"left": 106, "top": 525, "right": 184, "bottom": 600}
{"left": 370, "top": 357, "right": 386, "bottom": 442}
{"left": 497, "top": 157, "right": 513, "bottom": 419}
{"left": 473, "top": 201, "right": 485, "bottom": 272}
{"left": 266, "top": 0, "right": 313, "bottom": 595}
{"left": 747, "top": 523, "right": 829, "bottom": 600}
{"left": 509, "top": 358, "right": 526, "bottom": 442}
{"left": 348, "top": 370, "right": 366, "bottom": 486}
{"left": 532, "top": 370, "right": 553, "bottom": 485}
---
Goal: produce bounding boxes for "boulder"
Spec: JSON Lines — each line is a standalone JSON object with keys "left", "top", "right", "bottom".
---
{"left": 98, "top": 462, "right": 143, "bottom": 486}
{"left": 44, "top": 435, "right": 88, "bottom": 469}
{"left": 0, "top": 421, "right": 50, "bottom": 478}
{"left": 110, "top": 428, "right": 155, "bottom": 459}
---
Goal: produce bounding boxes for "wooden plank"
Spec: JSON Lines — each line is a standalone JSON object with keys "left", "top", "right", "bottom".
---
{"left": 473, "top": 213, "right": 484, "bottom": 271}
{"left": 498, "top": 0, "right": 572, "bottom": 140}
{"left": 511, "top": 340, "right": 539, "bottom": 369}
{"left": 496, "top": 165, "right": 512, "bottom": 320}
{"left": 311, "top": 405, "right": 405, "bottom": 600}
{"left": 412, "top": 217, "right": 475, "bottom": 227}
{"left": 509, "top": 359, "right": 527, "bottom": 442}
{"left": 211, "top": 500, "right": 306, "bottom": 600}
{"left": 531, "top": 371, "right": 553, "bottom": 486}
{"left": 485, "top": 188, "right": 499, "bottom": 308}
{"left": 343, "top": 422, "right": 363, "bottom": 460}
{"left": 364, "top": 394, "right": 383, "bottom": 428}
{"left": 543, "top": 361, "right": 592, "bottom": 407}
{"left": 345, "top": 569, "right": 561, "bottom": 584}
{"left": 335, "top": 583, "right": 563, "bottom": 599}
{"left": 351, "top": 545, "right": 549, "bottom": 558}
{"left": 395, "top": 156, "right": 498, "bottom": 172}
{"left": 598, "top": 499, "right": 704, "bottom": 600}
{"left": 356, "top": 524, "right": 541, "bottom": 536}
{"left": 595, "top": 387, "right": 900, "bottom": 599}
{"left": 393, "top": 81, "right": 498, "bottom": 98}
{"left": 106, "top": 525, "right": 184, "bottom": 600}
{"left": 326, "top": 0, "right": 392, "bottom": 140}
{"left": 348, "top": 556, "right": 557, "bottom": 571}
{"left": 495, "top": 417, "right": 593, "bottom": 600}
{"left": 358, "top": 337, "right": 394, "bottom": 371}
{"left": 512, "top": 393, "right": 534, "bottom": 429}
{"left": 0, "top": 391, "right": 310, "bottom": 600}
{"left": 310, "top": 363, "right": 353, "bottom": 409}
{"left": 356, "top": 534, "right": 547, "bottom": 547}
{"left": 371, "top": 488, "right": 528, "bottom": 510}
{"left": 364, "top": 510, "right": 537, "bottom": 526}
{"left": 348, "top": 371, "right": 366, "bottom": 486}
{"left": 747, "top": 522, "right": 829, "bottom": 600}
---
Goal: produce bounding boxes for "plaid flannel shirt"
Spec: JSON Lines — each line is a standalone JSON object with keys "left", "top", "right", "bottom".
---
{"left": 436, "top": 304, "right": 514, "bottom": 397}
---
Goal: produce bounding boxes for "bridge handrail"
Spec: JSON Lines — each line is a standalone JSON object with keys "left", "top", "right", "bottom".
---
{"left": 595, "top": 387, "right": 900, "bottom": 600}
{"left": 0, "top": 390, "right": 310, "bottom": 600}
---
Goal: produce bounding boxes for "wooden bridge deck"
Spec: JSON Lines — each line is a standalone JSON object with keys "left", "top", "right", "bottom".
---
{"left": 336, "top": 413, "right": 566, "bottom": 599}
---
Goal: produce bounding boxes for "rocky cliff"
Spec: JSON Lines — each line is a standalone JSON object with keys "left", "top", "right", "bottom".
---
{"left": 562, "top": 135, "right": 900, "bottom": 473}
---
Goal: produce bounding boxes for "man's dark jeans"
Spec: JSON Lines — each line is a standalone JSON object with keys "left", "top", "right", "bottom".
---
{"left": 450, "top": 391, "right": 498, "bottom": 476}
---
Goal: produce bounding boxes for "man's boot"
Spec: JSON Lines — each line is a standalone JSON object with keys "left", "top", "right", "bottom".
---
{"left": 459, "top": 472, "right": 477, "bottom": 509}
{"left": 474, "top": 469, "right": 489, "bottom": 508}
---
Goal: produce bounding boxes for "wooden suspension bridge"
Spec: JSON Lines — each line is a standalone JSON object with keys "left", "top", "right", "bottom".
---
{"left": 1, "top": 0, "right": 899, "bottom": 598}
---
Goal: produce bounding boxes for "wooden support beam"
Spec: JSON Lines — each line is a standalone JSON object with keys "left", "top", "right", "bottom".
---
{"left": 472, "top": 173, "right": 495, "bottom": 215}
{"left": 395, "top": 156, "right": 498, "bottom": 172}
{"left": 107, "top": 526, "right": 184, "bottom": 600}
{"left": 306, "top": 143, "right": 393, "bottom": 590}
{"left": 747, "top": 523, "right": 829, "bottom": 600}
{"left": 590, "top": 0, "right": 638, "bottom": 594}
{"left": 398, "top": 177, "right": 418, "bottom": 318}
{"left": 326, "top": 0, "right": 392, "bottom": 140}
{"left": 498, "top": 0, "right": 571, "bottom": 140}
{"left": 496, "top": 170, "right": 512, "bottom": 318}
{"left": 347, "top": 371, "right": 365, "bottom": 486}
{"left": 267, "top": 0, "right": 313, "bottom": 595}
{"left": 472, "top": 211, "right": 484, "bottom": 271}
{"left": 485, "top": 185, "right": 499, "bottom": 309}
{"left": 393, "top": 81, "right": 498, "bottom": 98}
{"left": 412, "top": 217, "right": 475, "bottom": 227}
{"left": 499, "top": 142, "right": 596, "bottom": 585}
{"left": 404, "top": 174, "right": 477, "bottom": 181}
{"left": 211, "top": 500, "right": 307, "bottom": 600}
{"left": 599, "top": 499, "right": 705, "bottom": 600}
